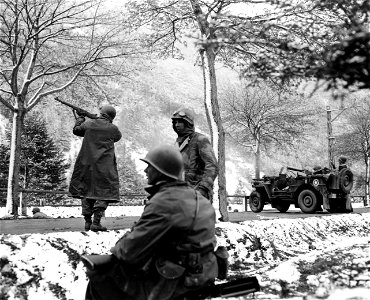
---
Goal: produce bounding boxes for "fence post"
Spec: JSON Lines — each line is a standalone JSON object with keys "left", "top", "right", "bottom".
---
{"left": 19, "top": 191, "right": 23, "bottom": 215}
{"left": 244, "top": 196, "right": 248, "bottom": 211}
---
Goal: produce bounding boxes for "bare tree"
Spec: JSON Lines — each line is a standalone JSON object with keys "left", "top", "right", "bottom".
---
{"left": 0, "top": 0, "right": 136, "bottom": 216}
{"left": 125, "top": 0, "right": 234, "bottom": 220}
{"left": 124, "top": 0, "right": 351, "bottom": 220}
{"left": 335, "top": 101, "right": 370, "bottom": 202}
{"left": 215, "top": 0, "right": 370, "bottom": 92}
{"left": 223, "top": 82, "right": 316, "bottom": 179}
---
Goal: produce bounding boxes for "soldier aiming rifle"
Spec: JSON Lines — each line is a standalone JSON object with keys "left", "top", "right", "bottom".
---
{"left": 56, "top": 97, "right": 122, "bottom": 232}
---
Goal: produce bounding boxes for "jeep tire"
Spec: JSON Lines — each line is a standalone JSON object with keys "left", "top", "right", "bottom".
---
{"left": 297, "top": 189, "right": 318, "bottom": 213}
{"left": 249, "top": 191, "right": 264, "bottom": 213}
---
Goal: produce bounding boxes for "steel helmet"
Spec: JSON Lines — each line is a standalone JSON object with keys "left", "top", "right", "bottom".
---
{"left": 338, "top": 156, "right": 347, "bottom": 164}
{"left": 100, "top": 105, "right": 117, "bottom": 121}
{"left": 140, "top": 145, "right": 184, "bottom": 180}
{"left": 171, "top": 108, "right": 194, "bottom": 125}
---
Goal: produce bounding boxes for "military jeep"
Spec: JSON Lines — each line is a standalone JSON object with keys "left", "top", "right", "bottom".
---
{"left": 249, "top": 166, "right": 354, "bottom": 214}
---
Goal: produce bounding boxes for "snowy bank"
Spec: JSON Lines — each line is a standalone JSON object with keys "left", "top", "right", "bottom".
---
{"left": 1, "top": 213, "right": 370, "bottom": 299}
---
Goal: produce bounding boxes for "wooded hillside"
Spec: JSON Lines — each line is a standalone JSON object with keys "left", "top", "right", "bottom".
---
{"left": 0, "top": 0, "right": 368, "bottom": 203}
{"left": 2, "top": 53, "right": 364, "bottom": 196}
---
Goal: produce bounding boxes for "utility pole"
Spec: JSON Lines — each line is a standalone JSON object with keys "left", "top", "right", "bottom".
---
{"left": 327, "top": 106, "right": 335, "bottom": 170}
{"left": 245, "top": 142, "right": 260, "bottom": 179}
{"left": 326, "top": 105, "right": 349, "bottom": 170}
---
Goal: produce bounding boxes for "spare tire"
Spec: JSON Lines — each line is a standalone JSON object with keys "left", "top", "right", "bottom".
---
{"left": 338, "top": 168, "right": 353, "bottom": 194}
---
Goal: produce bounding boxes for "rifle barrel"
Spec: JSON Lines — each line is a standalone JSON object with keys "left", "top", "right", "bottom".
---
{"left": 54, "top": 97, "right": 98, "bottom": 119}
{"left": 287, "top": 166, "right": 305, "bottom": 172}
{"left": 55, "top": 97, "right": 79, "bottom": 110}
{"left": 187, "top": 276, "right": 260, "bottom": 299}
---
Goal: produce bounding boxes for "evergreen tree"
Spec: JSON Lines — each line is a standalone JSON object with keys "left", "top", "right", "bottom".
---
{"left": 0, "top": 115, "right": 70, "bottom": 206}
{"left": 0, "top": 144, "right": 9, "bottom": 205}
{"left": 117, "top": 144, "right": 146, "bottom": 205}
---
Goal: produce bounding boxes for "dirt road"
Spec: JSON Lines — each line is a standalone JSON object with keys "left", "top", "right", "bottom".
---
{"left": 2, "top": 207, "right": 370, "bottom": 235}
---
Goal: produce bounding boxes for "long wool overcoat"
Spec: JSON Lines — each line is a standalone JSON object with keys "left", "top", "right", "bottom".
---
{"left": 69, "top": 116, "right": 122, "bottom": 201}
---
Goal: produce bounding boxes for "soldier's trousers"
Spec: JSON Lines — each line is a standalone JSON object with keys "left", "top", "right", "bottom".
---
{"left": 82, "top": 198, "right": 109, "bottom": 216}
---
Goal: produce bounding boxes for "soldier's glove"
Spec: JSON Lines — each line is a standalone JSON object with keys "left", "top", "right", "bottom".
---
{"left": 197, "top": 186, "right": 209, "bottom": 198}
{"left": 73, "top": 109, "right": 86, "bottom": 120}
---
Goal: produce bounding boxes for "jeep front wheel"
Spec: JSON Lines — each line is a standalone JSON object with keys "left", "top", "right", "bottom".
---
{"left": 297, "top": 189, "right": 318, "bottom": 213}
{"left": 275, "top": 202, "right": 290, "bottom": 213}
{"left": 249, "top": 191, "right": 264, "bottom": 213}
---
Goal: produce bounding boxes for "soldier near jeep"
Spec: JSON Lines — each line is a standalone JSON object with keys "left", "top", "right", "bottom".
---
{"left": 338, "top": 156, "right": 348, "bottom": 171}
{"left": 32, "top": 207, "right": 50, "bottom": 219}
{"left": 171, "top": 108, "right": 218, "bottom": 202}
{"left": 84, "top": 145, "right": 219, "bottom": 300}
{"left": 68, "top": 105, "right": 122, "bottom": 232}
{"left": 336, "top": 156, "right": 353, "bottom": 212}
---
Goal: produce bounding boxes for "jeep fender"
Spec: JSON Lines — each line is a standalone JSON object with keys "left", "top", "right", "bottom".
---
{"left": 254, "top": 185, "right": 270, "bottom": 201}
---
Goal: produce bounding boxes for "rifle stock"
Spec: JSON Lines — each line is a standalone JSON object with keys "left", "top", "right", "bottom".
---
{"left": 80, "top": 254, "right": 114, "bottom": 271}
{"left": 55, "top": 97, "right": 98, "bottom": 119}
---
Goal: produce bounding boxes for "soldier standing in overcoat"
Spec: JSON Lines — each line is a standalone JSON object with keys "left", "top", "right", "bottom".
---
{"left": 85, "top": 145, "right": 218, "bottom": 300}
{"left": 69, "top": 105, "right": 122, "bottom": 232}
{"left": 171, "top": 108, "right": 218, "bottom": 201}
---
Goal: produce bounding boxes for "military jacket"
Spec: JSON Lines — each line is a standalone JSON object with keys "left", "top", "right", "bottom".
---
{"left": 110, "top": 181, "right": 218, "bottom": 299}
{"left": 177, "top": 132, "right": 218, "bottom": 193}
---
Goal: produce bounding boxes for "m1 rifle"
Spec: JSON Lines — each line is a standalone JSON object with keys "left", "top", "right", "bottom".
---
{"left": 81, "top": 254, "right": 260, "bottom": 299}
{"left": 55, "top": 97, "right": 98, "bottom": 119}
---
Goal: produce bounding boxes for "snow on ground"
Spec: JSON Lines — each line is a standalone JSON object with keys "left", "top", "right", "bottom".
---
{"left": 0, "top": 202, "right": 365, "bottom": 219}
{"left": 1, "top": 208, "right": 370, "bottom": 300}
{"left": 0, "top": 205, "right": 145, "bottom": 219}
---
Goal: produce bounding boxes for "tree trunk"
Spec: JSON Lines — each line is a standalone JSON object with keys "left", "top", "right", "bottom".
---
{"left": 5, "top": 97, "right": 25, "bottom": 217}
{"left": 21, "top": 164, "right": 28, "bottom": 216}
{"left": 255, "top": 140, "right": 261, "bottom": 179}
{"left": 190, "top": 0, "right": 229, "bottom": 221}
{"left": 366, "top": 155, "right": 370, "bottom": 206}
{"left": 199, "top": 49, "right": 229, "bottom": 221}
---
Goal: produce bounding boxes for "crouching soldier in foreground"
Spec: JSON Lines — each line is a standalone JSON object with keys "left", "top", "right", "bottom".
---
{"left": 85, "top": 145, "right": 218, "bottom": 300}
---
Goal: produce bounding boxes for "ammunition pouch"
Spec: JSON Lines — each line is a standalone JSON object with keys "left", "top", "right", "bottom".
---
{"left": 149, "top": 258, "right": 186, "bottom": 300}
{"left": 184, "top": 252, "right": 218, "bottom": 288}
{"left": 155, "top": 258, "right": 186, "bottom": 280}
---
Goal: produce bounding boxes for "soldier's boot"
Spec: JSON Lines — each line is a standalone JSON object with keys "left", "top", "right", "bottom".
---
{"left": 90, "top": 210, "right": 107, "bottom": 232}
{"left": 345, "top": 196, "right": 353, "bottom": 213}
{"left": 84, "top": 215, "right": 92, "bottom": 231}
